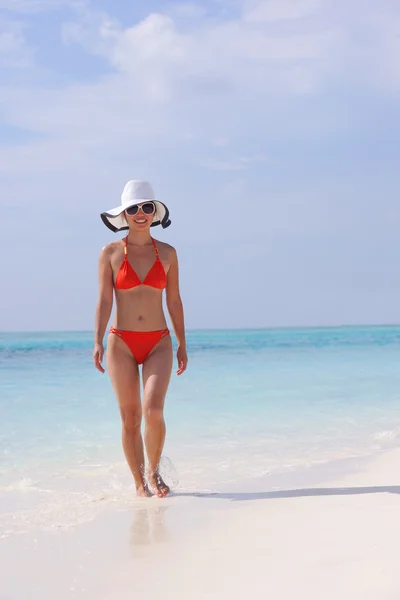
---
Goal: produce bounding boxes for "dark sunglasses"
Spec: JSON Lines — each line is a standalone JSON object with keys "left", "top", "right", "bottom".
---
{"left": 125, "top": 202, "right": 156, "bottom": 216}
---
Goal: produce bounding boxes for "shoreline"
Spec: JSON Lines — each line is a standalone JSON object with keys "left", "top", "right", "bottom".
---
{"left": 2, "top": 447, "right": 400, "bottom": 598}
{"left": 0, "top": 443, "right": 390, "bottom": 539}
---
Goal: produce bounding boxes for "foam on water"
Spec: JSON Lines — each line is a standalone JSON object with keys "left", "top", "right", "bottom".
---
{"left": 1, "top": 326, "right": 400, "bottom": 536}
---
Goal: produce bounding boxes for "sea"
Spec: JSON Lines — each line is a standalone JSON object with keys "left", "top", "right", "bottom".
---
{"left": 1, "top": 326, "right": 400, "bottom": 537}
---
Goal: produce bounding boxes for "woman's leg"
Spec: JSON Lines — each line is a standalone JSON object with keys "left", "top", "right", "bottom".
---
{"left": 142, "top": 334, "right": 173, "bottom": 497}
{"left": 106, "top": 333, "right": 150, "bottom": 497}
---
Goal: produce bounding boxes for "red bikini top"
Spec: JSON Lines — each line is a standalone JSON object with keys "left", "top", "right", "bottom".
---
{"left": 115, "top": 237, "right": 167, "bottom": 290}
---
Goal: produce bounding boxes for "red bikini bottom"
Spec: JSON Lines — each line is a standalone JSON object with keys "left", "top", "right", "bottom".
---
{"left": 110, "top": 327, "right": 170, "bottom": 365}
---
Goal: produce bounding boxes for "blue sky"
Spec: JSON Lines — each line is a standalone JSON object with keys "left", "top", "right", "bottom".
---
{"left": 1, "top": 0, "right": 399, "bottom": 331}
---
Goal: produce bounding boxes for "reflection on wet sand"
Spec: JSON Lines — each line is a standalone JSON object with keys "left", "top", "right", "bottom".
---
{"left": 130, "top": 505, "right": 169, "bottom": 553}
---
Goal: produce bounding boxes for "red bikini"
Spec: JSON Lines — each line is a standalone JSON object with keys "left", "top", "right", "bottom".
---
{"left": 110, "top": 237, "right": 169, "bottom": 364}
{"left": 115, "top": 236, "right": 167, "bottom": 290}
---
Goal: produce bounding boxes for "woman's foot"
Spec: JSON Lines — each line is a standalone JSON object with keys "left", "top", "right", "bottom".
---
{"left": 147, "top": 471, "right": 170, "bottom": 498}
{"left": 136, "top": 483, "right": 152, "bottom": 498}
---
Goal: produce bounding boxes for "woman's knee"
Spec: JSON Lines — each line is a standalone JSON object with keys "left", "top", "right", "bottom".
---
{"left": 143, "top": 404, "right": 164, "bottom": 426}
{"left": 120, "top": 408, "right": 142, "bottom": 435}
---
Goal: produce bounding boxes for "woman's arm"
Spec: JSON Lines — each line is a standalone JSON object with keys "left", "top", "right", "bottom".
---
{"left": 93, "top": 246, "right": 114, "bottom": 373}
{"left": 166, "top": 247, "right": 188, "bottom": 375}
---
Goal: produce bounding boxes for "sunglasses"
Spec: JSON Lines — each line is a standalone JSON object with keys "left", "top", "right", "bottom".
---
{"left": 125, "top": 202, "right": 156, "bottom": 217}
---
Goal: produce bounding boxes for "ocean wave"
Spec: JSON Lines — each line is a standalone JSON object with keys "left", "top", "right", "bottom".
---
{"left": 373, "top": 429, "right": 400, "bottom": 443}
{"left": 2, "top": 325, "right": 400, "bottom": 355}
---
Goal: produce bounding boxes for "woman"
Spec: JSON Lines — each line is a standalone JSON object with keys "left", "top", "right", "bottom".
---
{"left": 94, "top": 180, "right": 188, "bottom": 498}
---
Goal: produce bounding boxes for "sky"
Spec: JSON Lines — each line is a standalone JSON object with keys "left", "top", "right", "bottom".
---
{"left": 0, "top": 0, "right": 399, "bottom": 331}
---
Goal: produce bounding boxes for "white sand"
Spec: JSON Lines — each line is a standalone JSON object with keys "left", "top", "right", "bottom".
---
{"left": 2, "top": 449, "right": 400, "bottom": 600}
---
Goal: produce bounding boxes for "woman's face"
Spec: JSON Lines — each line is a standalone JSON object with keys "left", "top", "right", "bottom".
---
{"left": 124, "top": 202, "right": 156, "bottom": 231}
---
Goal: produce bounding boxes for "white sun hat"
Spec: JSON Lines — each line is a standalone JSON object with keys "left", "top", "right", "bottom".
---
{"left": 100, "top": 180, "right": 171, "bottom": 232}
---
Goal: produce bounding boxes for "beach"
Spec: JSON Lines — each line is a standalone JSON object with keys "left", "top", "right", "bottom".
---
{"left": 2, "top": 448, "right": 400, "bottom": 599}
{"left": 2, "top": 327, "right": 400, "bottom": 598}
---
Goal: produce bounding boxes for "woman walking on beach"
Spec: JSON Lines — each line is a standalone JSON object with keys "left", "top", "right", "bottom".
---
{"left": 94, "top": 180, "right": 187, "bottom": 498}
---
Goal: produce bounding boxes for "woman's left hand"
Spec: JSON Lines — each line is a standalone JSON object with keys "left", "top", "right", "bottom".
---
{"left": 176, "top": 346, "right": 188, "bottom": 375}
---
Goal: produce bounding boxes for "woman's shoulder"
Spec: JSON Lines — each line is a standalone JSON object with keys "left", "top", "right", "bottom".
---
{"left": 99, "top": 240, "right": 123, "bottom": 259}
{"left": 154, "top": 240, "right": 177, "bottom": 259}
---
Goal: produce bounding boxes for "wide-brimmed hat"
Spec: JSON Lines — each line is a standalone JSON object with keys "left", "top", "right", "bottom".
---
{"left": 100, "top": 180, "right": 171, "bottom": 232}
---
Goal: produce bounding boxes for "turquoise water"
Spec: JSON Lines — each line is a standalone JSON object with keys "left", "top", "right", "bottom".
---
{"left": 1, "top": 326, "right": 400, "bottom": 535}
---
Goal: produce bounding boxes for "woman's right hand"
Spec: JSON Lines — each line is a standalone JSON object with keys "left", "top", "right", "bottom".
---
{"left": 93, "top": 342, "right": 105, "bottom": 373}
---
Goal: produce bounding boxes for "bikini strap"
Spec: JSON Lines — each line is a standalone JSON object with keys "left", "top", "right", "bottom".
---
{"left": 152, "top": 237, "right": 160, "bottom": 258}
{"left": 123, "top": 237, "right": 128, "bottom": 257}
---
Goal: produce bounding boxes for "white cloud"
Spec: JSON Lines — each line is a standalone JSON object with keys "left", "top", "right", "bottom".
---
{"left": 166, "top": 2, "right": 207, "bottom": 20}
{"left": 1, "top": 0, "right": 400, "bottom": 179}
{"left": 244, "top": 0, "right": 323, "bottom": 23}
{"left": 59, "top": 3, "right": 343, "bottom": 108}
{"left": 0, "top": 17, "right": 32, "bottom": 67}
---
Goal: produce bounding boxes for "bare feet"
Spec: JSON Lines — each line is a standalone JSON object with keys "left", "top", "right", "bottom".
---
{"left": 147, "top": 471, "right": 170, "bottom": 498}
{"left": 136, "top": 483, "right": 152, "bottom": 498}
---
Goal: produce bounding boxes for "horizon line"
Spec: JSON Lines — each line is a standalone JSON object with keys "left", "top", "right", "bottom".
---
{"left": 1, "top": 322, "right": 400, "bottom": 335}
